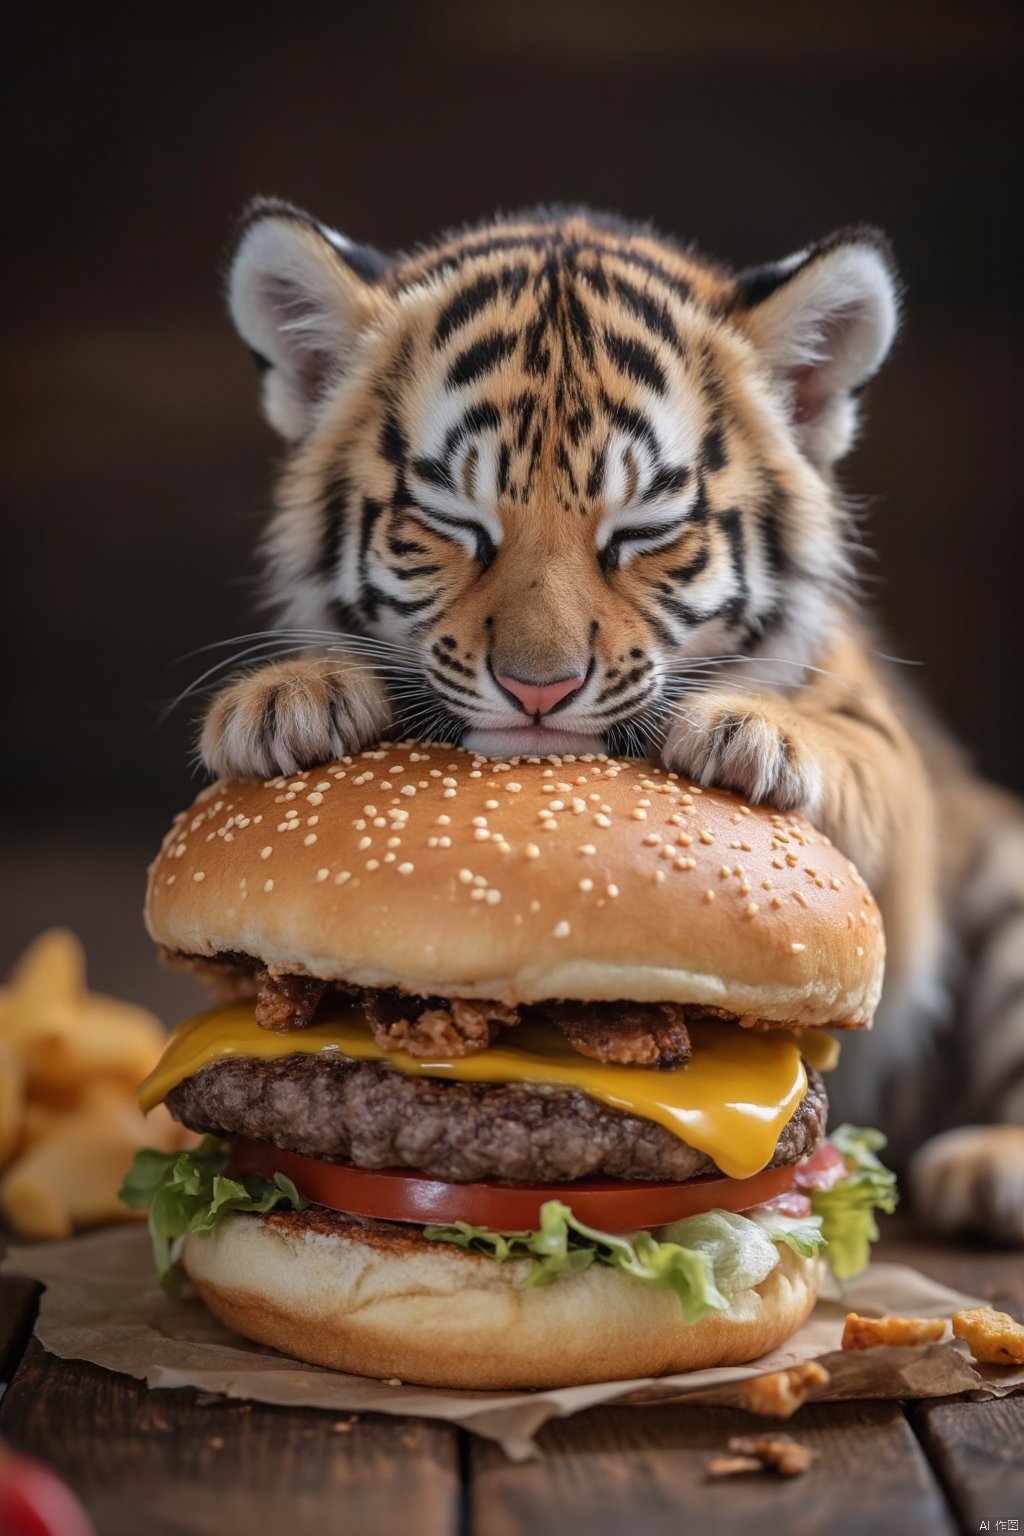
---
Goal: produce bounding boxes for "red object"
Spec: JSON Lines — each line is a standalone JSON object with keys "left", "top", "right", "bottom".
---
{"left": 0, "top": 1446, "right": 95, "bottom": 1536}
{"left": 229, "top": 1138, "right": 798, "bottom": 1232}
{"left": 792, "top": 1141, "right": 848, "bottom": 1191}
{"left": 756, "top": 1190, "right": 814, "bottom": 1219}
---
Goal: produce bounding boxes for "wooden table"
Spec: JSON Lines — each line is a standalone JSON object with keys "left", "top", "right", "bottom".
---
{"left": 1, "top": 1221, "right": 1021, "bottom": 1536}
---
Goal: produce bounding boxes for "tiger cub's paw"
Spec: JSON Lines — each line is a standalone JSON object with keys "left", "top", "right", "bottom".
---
{"left": 660, "top": 692, "right": 823, "bottom": 813}
{"left": 200, "top": 655, "right": 393, "bottom": 780}
{"left": 911, "top": 1126, "right": 1024, "bottom": 1247}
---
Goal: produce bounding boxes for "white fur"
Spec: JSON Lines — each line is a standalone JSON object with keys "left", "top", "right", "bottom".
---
{"left": 744, "top": 242, "right": 899, "bottom": 467}
{"left": 229, "top": 215, "right": 372, "bottom": 440}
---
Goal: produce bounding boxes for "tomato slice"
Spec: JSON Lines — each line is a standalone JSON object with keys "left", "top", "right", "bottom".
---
{"left": 228, "top": 1138, "right": 797, "bottom": 1232}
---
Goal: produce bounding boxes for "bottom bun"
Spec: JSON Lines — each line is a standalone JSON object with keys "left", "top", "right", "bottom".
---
{"left": 182, "top": 1207, "right": 819, "bottom": 1389}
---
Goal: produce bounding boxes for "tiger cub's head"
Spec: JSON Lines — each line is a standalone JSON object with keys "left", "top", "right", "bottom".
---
{"left": 229, "top": 202, "right": 898, "bottom": 757}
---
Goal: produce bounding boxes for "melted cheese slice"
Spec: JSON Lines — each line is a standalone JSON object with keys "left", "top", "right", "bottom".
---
{"left": 139, "top": 1002, "right": 822, "bottom": 1180}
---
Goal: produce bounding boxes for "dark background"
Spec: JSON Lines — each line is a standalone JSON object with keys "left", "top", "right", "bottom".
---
{"left": 2, "top": 1, "right": 1021, "bottom": 1015}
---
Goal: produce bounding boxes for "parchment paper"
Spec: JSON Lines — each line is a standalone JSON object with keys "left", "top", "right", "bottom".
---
{"left": 5, "top": 1229, "right": 1022, "bottom": 1459}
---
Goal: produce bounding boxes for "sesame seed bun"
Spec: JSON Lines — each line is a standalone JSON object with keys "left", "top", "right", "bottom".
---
{"left": 182, "top": 1207, "right": 820, "bottom": 1389}
{"left": 146, "top": 743, "right": 884, "bottom": 1028}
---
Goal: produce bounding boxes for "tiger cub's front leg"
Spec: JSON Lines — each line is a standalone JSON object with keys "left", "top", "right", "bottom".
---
{"left": 200, "top": 654, "right": 393, "bottom": 780}
{"left": 660, "top": 666, "right": 923, "bottom": 892}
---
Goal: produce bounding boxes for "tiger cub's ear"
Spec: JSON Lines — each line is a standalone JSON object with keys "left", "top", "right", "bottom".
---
{"left": 228, "top": 198, "right": 391, "bottom": 440}
{"left": 732, "top": 228, "right": 900, "bottom": 470}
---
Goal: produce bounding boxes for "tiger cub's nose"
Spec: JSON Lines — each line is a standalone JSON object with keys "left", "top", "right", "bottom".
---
{"left": 495, "top": 672, "right": 586, "bottom": 717}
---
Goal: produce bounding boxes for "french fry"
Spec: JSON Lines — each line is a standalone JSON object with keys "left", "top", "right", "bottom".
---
{"left": 0, "top": 927, "right": 189, "bottom": 1239}
{"left": 0, "top": 1095, "right": 191, "bottom": 1240}
{"left": 2, "top": 929, "right": 86, "bottom": 1046}
{"left": 0, "top": 1038, "right": 26, "bottom": 1169}
{"left": 23, "top": 994, "right": 165, "bottom": 1107}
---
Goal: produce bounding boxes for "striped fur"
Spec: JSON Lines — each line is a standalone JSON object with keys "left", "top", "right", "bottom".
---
{"left": 201, "top": 202, "right": 1024, "bottom": 1241}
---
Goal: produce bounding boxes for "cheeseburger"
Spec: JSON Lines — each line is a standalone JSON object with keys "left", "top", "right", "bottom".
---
{"left": 124, "top": 743, "right": 895, "bottom": 1389}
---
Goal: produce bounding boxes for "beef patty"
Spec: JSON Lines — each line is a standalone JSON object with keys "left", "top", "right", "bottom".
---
{"left": 166, "top": 1054, "right": 828, "bottom": 1185}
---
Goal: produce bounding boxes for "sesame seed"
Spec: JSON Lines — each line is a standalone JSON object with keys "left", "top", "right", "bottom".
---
{"left": 439, "top": 836, "right": 452, "bottom": 848}
{"left": 398, "top": 862, "right": 414, "bottom": 876}
{"left": 443, "top": 788, "right": 456, "bottom": 799}
{"left": 485, "top": 889, "right": 502, "bottom": 905}
{"left": 470, "top": 888, "right": 486, "bottom": 902}
{"left": 304, "top": 833, "right": 317, "bottom": 846}
{"left": 703, "top": 889, "right": 715, "bottom": 903}
{"left": 260, "top": 846, "right": 273, "bottom": 860}
{"left": 506, "top": 782, "right": 522, "bottom": 793}
{"left": 316, "top": 868, "right": 329, "bottom": 882}
{"left": 530, "top": 899, "right": 542, "bottom": 913}
{"left": 334, "top": 870, "right": 351, "bottom": 885}
{"left": 643, "top": 832, "right": 660, "bottom": 846}
{"left": 740, "top": 881, "right": 751, "bottom": 895}
{"left": 674, "top": 857, "right": 696, "bottom": 870}
{"left": 790, "top": 942, "right": 806, "bottom": 953}
{"left": 856, "top": 945, "right": 865, "bottom": 957}
{"left": 630, "top": 808, "right": 647, "bottom": 821}
{"left": 771, "top": 895, "right": 783, "bottom": 908}
{"left": 315, "top": 781, "right": 331, "bottom": 792}
{"left": 606, "top": 883, "right": 620, "bottom": 898}
{"left": 485, "top": 799, "right": 499, "bottom": 810}
{"left": 745, "top": 901, "right": 759, "bottom": 917}
{"left": 594, "top": 813, "right": 612, "bottom": 828}
{"left": 653, "top": 869, "right": 666, "bottom": 883}
{"left": 676, "top": 832, "right": 693, "bottom": 846}
{"left": 719, "top": 865, "right": 732, "bottom": 879}
{"left": 307, "top": 792, "right": 324, "bottom": 806}
{"left": 793, "top": 890, "right": 808, "bottom": 907}
{"left": 436, "top": 814, "right": 451, "bottom": 825}
{"left": 553, "top": 920, "right": 571, "bottom": 939}
{"left": 193, "top": 871, "right": 206, "bottom": 882}
{"left": 366, "top": 859, "right": 380, "bottom": 872}
{"left": 495, "top": 840, "right": 511, "bottom": 854}
{"left": 473, "top": 828, "right": 490, "bottom": 841}
{"left": 358, "top": 836, "right": 372, "bottom": 852}
{"left": 699, "top": 831, "right": 715, "bottom": 845}
{"left": 525, "top": 843, "right": 540, "bottom": 859}
{"left": 263, "top": 878, "right": 274, "bottom": 892}
{"left": 579, "top": 878, "right": 594, "bottom": 892}
{"left": 578, "top": 844, "right": 596, "bottom": 855}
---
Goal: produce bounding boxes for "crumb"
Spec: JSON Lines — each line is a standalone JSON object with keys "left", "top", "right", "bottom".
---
{"left": 739, "top": 1361, "right": 830, "bottom": 1417}
{"left": 841, "top": 1313, "right": 947, "bottom": 1350}
{"left": 952, "top": 1307, "right": 1024, "bottom": 1366}
{"left": 208, "top": 1436, "right": 225, "bottom": 1450}
{"left": 383, "top": 1377, "right": 403, "bottom": 1387}
{"left": 331, "top": 1415, "right": 360, "bottom": 1433}
{"left": 709, "top": 1434, "right": 816, "bottom": 1478}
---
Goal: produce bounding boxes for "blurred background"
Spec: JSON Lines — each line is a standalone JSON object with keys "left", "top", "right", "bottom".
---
{"left": 3, "top": 0, "right": 1021, "bottom": 1021}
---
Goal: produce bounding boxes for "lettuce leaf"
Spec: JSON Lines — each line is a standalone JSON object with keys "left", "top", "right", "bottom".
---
{"left": 809, "top": 1124, "right": 899, "bottom": 1280}
{"left": 120, "top": 1138, "right": 307, "bottom": 1293}
{"left": 424, "top": 1204, "right": 808, "bottom": 1324}
{"left": 122, "top": 1122, "right": 896, "bottom": 1306}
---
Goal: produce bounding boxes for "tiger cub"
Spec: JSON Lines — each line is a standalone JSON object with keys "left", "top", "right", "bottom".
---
{"left": 200, "top": 201, "right": 1024, "bottom": 1242}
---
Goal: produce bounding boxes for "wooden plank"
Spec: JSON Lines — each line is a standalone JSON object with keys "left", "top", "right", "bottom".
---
{"left": 0, "top": 1340, "right": 461, "bottom": 1536}
{"left": 912, "top": 1396, "right": 1024, "bottom": 1534}
{"left": 469, "top": 1399, "right": 957, "bottom": 1536}
{"left": 0, "top": 1274, "right": 38, "bottom": 1388}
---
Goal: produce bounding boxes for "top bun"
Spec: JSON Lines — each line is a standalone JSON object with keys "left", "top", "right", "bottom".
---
{"left": 146, "top": 743, "right": 884, "bottom": 1027}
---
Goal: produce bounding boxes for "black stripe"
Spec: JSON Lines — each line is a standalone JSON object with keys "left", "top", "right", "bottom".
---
{"left": 565, "top": 284, "right": 595, "bottom": 364}
{"left": 426, "top": 668, "right": 482, "bottom": 701}
{"left": 610, "top": 275, "right": 684, "bottom": 355}
{"left": 599, "top": 391, "right": 658, "bottom": 453}
{"left": 603, "top": 329, "right": 667, "bottom": 394}
{"left": 447, "top": 330, "right": 517, "bottom": 388}
{"left": 642, "top": 463, "right": 691, "bottom": 502}
{"left": 832, "top": 703, "right": 899, "bottom": 748}
{"left": 314, "top": 472, "right": 350, "bottom": 579}
{"left": 665, "top": 543, "right": 710, "bottom": 583}
{"left": 596, "top": 244, "right": 692, "bottom": 301}
{"left": 434, "top": 273, "right": 499, "bottom": 346}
